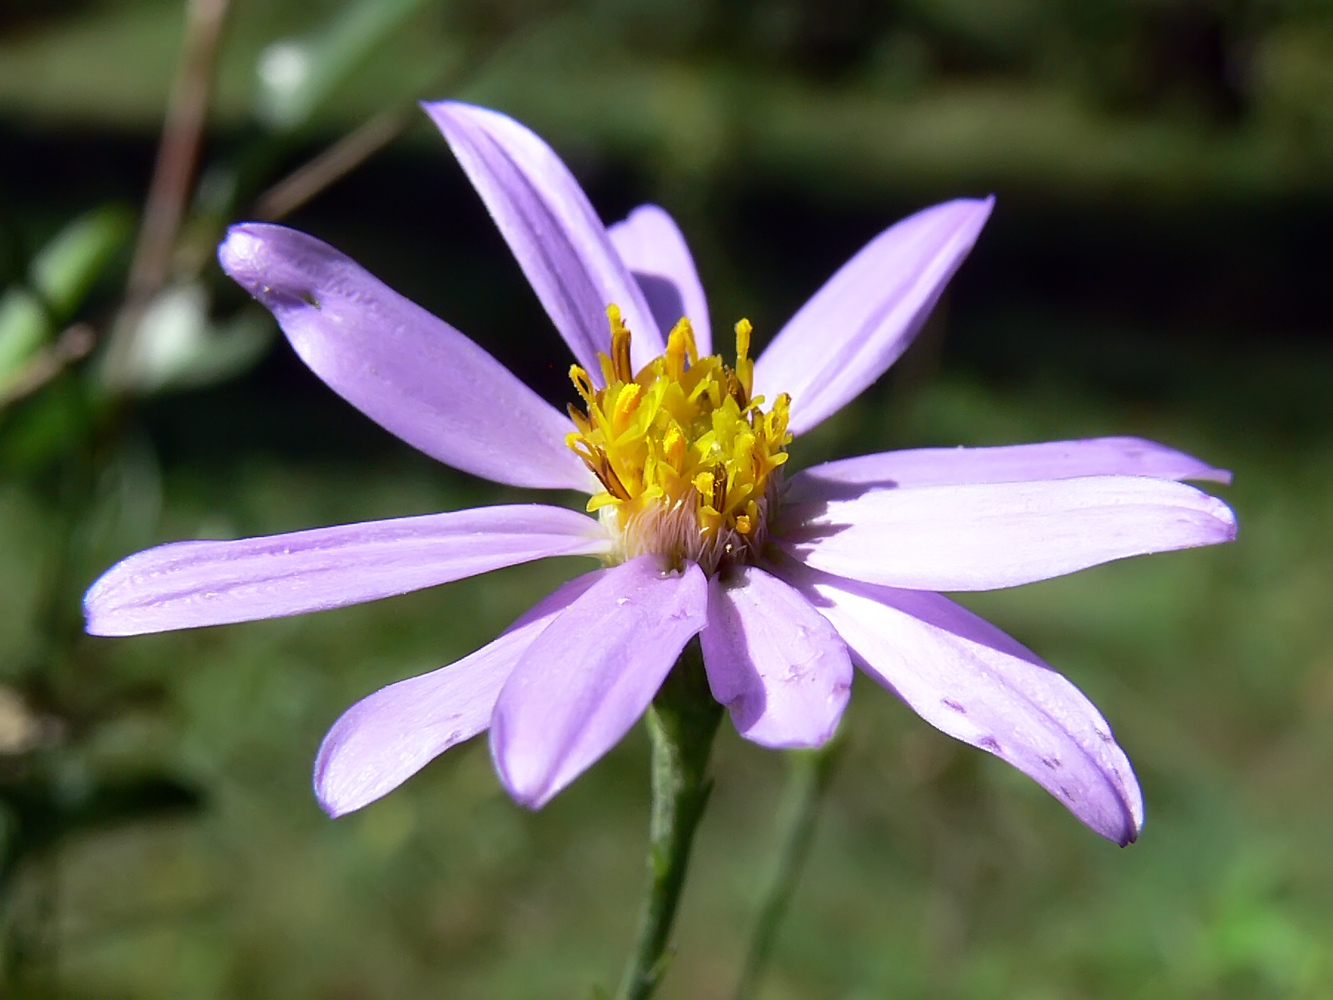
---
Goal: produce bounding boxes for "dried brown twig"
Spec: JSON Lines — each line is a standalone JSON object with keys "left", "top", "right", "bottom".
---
{"left": 102, "top": 0, "right": 234, "bottom": 388}
{"left": 254, "top": 107, "right": 413, "bottom": 221}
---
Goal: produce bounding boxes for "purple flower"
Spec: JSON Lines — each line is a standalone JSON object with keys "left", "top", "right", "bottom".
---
{"left": 84, "top": 102, "right": 1236, "bottom": 845}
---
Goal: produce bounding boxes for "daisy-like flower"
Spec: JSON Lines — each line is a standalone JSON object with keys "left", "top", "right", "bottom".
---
{"left": 84, "top": 102, "right": 1236, "bottom": 846}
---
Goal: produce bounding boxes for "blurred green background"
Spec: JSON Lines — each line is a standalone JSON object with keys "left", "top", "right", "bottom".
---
{"left": 1, "top": 0, "right": 1331, "bottom": 997}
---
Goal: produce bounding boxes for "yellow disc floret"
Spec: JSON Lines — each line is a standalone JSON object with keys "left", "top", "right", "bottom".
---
{"left": 567, "top": 305, "right": 792, "bottom": 573}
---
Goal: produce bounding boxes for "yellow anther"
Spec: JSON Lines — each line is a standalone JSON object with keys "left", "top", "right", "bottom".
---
{"left": 606, "top": 303, "right": 629, "bottom": 341}
{"left": 733, "top": 318, "right": 754, "bottom": 398}
{"left": 611, "top": 326, "right": 633, "bottom": 385}
{"left": 692, "top": 470, "right": 716, "bottom": 501}
{"left": 663, "top": 425, "right": 686, "bottom": 472}
{"left": 665, "top": 317, "right": 696, "bottom": 380}
{"left": 612, "top": 382, "right": 642, "bottom": 427}
{"left": 570, "top": 365, "right": 597, "bottom": 407}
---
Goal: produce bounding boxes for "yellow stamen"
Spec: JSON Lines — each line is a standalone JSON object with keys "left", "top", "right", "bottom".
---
{"left": 567, "top": 306, "right": 791, "bottom": 572}
{"left": 734, "top": 318, "right": 753, "bottom": 399}
{"left": 607, "top": 305, "right": 635, "bottom": 383}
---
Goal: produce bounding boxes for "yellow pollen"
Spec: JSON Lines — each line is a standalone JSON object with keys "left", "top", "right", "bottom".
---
{"left": 566, "top": 307, "right": 791, "bottom": 571}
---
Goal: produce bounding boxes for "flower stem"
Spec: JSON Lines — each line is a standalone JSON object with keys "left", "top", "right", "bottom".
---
{"left": 731, "top": 734, "right": 845, "bottom": 1000}
{"left": 615, "top": 639, "right": 722, "bottom": 1000}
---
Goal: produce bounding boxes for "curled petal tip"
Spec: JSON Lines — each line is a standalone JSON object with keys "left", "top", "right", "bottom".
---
{"left": 969, "top": 193, "right": 996, "bottom": 215}
{"left": 313, "top": 786, "right": 350, "bottom": 820}
{"left": 217, "top": 223, "right": 314, "bottom": 312}
{"left": 951, "top": 194, "right": 996, "bottom": 230}
{"left": 217, "top": 224, "right": 268, "bottom": 286}
{"left": 82, "top": 581, "right": 107, "bottom": 635}
{"left": 82, "top": 562, "right": 151, "bottom": 637}
{"left": 958, "top": 195, "right": 996, "bottom": 241}
{"left": 1110, "top": 781, "right": 1144, "bottom": 847}
{"left": 312, "top": 736, "right": 358, "bottom": 819}
{"left": 313, "top": 742, "right": 378, "bottom": 819}
{"left": 489, "top": 718, "right": 551, "bottom": 811}
{"left": 505, "top": 783, "right": 550, "bottom": 812}
{"left": 1212, "top": 496, "right": 1240, "bottom": 539}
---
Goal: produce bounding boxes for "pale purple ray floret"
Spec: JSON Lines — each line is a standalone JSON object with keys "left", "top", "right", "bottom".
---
{"left": 83, "top": 101, "right": 1237, "bottom": 846}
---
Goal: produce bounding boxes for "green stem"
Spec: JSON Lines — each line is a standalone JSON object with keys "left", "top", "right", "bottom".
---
{"left": 614, "top": 640, "right": 722, "bottom": 1000}
{"left": 732, "top": 735, "right": 845, "bottom": 1000}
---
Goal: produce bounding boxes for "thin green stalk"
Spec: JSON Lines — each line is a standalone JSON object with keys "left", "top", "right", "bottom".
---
{"left": 614, "top": 640, "right": 722, "bottom": 1000}
{"left": 732, "top": 735, "right": 845, "bottom": 1000}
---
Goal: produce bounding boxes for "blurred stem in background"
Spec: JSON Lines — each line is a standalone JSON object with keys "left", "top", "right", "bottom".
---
{"left": 252, "top": 105, "right": 412, "bottom": 221}
{"left": 733, "top": 735, "right": 845, "bottom": 1000}
{"left": 102, "top": 0, "right": 234, "bottom": 388}
{"left": 127, "top": 0, "right": 234, "bottom": 300}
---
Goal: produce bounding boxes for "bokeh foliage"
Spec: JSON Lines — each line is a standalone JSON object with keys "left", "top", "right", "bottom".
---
{"left": 1, "top": 0, "right": 1331, "bottom": 997}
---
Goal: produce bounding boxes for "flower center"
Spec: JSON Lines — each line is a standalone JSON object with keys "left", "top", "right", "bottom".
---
{"left": 566, "top": 306, "right": 791, "bottom": 574}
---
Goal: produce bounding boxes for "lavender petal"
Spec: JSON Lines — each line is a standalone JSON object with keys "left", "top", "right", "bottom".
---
{"left": 424, "top": 102, "right": 664, "bottom": 377}
{"left": 608, "top": 204, "right": 712, "bottom": 356}
{"left": 785, "top": 564, "right": 1143, "bottom": 844}
{"left": 778, "top": 475, "right": 1237, "bottom": 592}
{"left": 700, "top": 566, "right": 851, "bottom": 748}
{"left": 84, "top": 505, "right": 610, "bottom": 635}
{"left": 752, "top": 198, "right": 993, "bottom": 436}
{"left": 786, "top": 436, "right": 1232, "bottom": 505}
{"left": 491, "top": 554, "right": 708, "bottom": 808}
{"left": 219, "top": 224, "right": 591, "bottom": 491}
{"left": 314, "top": 570, "right": 605, "bottom": 817}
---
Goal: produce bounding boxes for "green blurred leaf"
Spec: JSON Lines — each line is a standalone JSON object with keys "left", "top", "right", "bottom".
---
{"left": 0, "top": 288, "right": 52, "bottom": 387}
{"left": 254, "top": 0, "right": 439, "bottom": 131}
{"left": 28, "top": 204, "right": 133, "bottom": 321}
{"left": 0, "top": 370, "right": 90, "bottom": 472}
